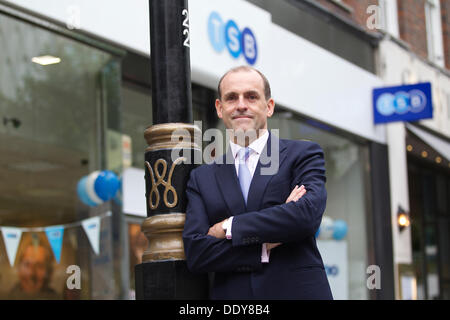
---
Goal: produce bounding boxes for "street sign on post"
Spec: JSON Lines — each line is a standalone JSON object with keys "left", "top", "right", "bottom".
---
{"left": 372, "top": 82, "right": 433, "bottom": 124}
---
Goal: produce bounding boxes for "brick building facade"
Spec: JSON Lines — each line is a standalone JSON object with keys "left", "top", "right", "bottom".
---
{"left": 310, "top": 0, "right": 449, "bottom": 69}
{"left": 397, "top": 0, "right": 428, "bottom": 60}
{"left": 441, "top": 0, "right": 450, "bottom": 69}
{"left": 343, "top": 0, "right": 379, "bottom": 31}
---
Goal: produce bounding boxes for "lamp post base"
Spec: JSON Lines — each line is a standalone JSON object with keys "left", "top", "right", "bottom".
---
{"left": 135, "top": 260, "right": 208, "bottom": 300}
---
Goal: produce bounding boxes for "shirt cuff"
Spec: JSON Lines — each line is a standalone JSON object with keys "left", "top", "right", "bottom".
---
{"left": 225, "top": 216, "right": 233, "bottom": 240}
{"left": 261, "top": 243, "right": 270, "bottom": 263}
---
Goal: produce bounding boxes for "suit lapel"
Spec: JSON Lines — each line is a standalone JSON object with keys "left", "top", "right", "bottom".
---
{"left": 246, "top": 133, "right": 288, "bottom": 212}
{"left": 215, "top": 146, "right": 246, "bottom": 216}
{"left": 215, "top": 132, "right": 288, "bottom": 216}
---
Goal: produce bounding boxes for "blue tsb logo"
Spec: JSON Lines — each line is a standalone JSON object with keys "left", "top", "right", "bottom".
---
{"left": 207, "top": 11, "right": 258, "bottom": 65}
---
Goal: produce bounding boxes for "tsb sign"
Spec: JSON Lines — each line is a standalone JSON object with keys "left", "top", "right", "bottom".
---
{"left": 373, "top": 82, "right": 433, "bottom": 124}
{"left": 207, "top": 11, "right": 258, "bottom": 65}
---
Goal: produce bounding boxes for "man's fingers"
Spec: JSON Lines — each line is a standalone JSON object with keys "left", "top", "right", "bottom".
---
{"left": 296, "top": 188, "right": 307, "bottom": 199}
{"left": 207, "top": 223, "right": 226, "bottom": 239}
{"left": 267, "top": 242, "right": 282, "bottom": 251}
{"left": 296, "top": 189, "right": 306, "bottom": 200}
{"left": 286, "top": 185, "right": 306, "bottom": 203}
{"left": 286, "top": 185, "right": 300, "bottom": 202}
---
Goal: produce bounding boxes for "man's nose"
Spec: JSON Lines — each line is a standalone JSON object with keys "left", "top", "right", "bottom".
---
{"left": 236, "top": 96, "right": 247, "bottom": 110}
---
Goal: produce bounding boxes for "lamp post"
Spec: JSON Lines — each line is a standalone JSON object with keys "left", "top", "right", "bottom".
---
{"left": 135, "top": 0, "right": 208, "bottom": 299}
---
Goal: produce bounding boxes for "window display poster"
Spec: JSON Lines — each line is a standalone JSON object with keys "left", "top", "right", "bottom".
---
{"left": 317, "top": 240, "right": 348, "bottom": 300}
{"left": 0, "top": 232, "right": 79, "bottom": 300}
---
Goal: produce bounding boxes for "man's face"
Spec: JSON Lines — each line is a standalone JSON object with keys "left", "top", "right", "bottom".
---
{"left": 215, "top": 70, "right": 274, "bottom": 138}
{"left": 18, "top": 246, "right": 49, "bottom": 293}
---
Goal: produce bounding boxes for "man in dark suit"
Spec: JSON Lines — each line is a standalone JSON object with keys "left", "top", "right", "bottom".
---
{"left": 182, "top": 66, "right": 332, "bottom": 300}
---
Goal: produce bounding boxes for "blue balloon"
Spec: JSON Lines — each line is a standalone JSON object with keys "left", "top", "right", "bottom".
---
{"left": 333, "top": 220, "right": 348, "bottom": 240}
{"left": 94, "top": 170, "right": 120, "bottom": 201}
{"left": 77, "top": 176, "right": 97, "bottom": 207}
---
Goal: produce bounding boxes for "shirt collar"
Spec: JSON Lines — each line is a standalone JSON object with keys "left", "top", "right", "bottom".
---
{"left": 229, "top": 130, "right": 269, "bottom": 159}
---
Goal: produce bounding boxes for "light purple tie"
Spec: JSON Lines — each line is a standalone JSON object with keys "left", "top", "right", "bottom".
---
{"left": 238, "top": 147, "right": 252, "bottom": 204}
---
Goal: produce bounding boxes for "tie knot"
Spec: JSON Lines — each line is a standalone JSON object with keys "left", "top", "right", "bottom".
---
{"left": 238, "top": 147, "right": 251, "bottom": 163}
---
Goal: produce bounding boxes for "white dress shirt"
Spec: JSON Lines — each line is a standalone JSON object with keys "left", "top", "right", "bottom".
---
{"left": 224, "top": 130, "right": 271, "bottom": 263}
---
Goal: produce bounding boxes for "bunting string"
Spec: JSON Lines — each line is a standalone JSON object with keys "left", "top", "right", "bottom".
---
{"left": 0, "top": 211, "right": 112, "bottom": 232}
{"left": 0, "top": 211, "right": 112, "bottom": 266}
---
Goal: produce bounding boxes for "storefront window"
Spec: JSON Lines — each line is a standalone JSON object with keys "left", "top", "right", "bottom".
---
{"left": 0, "top": 14, "right": 121, "bottom": 299}
{"left": 269, "top": 110, "right": 370, "bottom": 300}
{"left": 409, "top": 160, "right": 450, "bottom": 300}
{"left": 121, "top": 83, "right": 152, "bottom": 168}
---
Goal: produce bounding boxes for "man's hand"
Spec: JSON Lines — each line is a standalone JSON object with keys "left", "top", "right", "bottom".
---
{"left": 285, "top": 185, "right": 306, "bottom": 203}
{"left": 266, "top": 185, "right": 307, "bottom": 251}
{"left": 207, "top": 218, "right": 227, "bottom": 239}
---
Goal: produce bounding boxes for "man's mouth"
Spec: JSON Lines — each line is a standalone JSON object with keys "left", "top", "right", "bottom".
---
{"left": 233, "top": 115, "right": 252, "bottom": 119}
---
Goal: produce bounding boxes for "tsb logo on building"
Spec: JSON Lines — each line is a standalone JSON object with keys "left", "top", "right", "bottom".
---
{"left": 207, "top": 11, "right": 258, "bottom": 65}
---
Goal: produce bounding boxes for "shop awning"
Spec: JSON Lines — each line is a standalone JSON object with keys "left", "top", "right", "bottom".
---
{"left": 406, "top": 123, "right": 450, "bottom": 162}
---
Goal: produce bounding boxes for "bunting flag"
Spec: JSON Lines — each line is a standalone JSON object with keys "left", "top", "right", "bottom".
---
{"left": 45, "top": 225, "right": 64, "bottom": 264}
{"left": 1, "top": 227, "right": 23, "bottom": 267}
{"left": 0, "top": 211, "right": 111, "bottom": 264}
{"left": 81, "top": 216, "right": 101, "bottom": 255}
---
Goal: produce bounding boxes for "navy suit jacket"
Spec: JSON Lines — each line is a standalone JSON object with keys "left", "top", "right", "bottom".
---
{"left": 183, "top": 133, "right": 333, "bottom": 300}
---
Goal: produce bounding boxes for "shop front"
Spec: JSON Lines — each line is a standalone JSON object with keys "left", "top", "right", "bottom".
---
{"left": 0, "top": 7, "right": 126, "bottom": 299}
{"left": 1, "top": 0, "right": 393, "bottom": 300}
{"left": 406, "top": 124, "right": 450, "bottom": 299}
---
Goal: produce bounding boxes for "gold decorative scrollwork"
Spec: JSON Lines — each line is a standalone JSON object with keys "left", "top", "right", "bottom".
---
{"left": 145, "top": 157, "right": 187, "bottom": 210}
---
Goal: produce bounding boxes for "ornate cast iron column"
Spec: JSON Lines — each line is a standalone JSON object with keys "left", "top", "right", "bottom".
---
{"left": 135, "top": 0, "right": 208, "bottom": 299}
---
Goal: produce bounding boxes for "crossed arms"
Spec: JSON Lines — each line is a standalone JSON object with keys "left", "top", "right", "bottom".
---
{"left": 182, "top": 142, "right": 326, "bottom": 274}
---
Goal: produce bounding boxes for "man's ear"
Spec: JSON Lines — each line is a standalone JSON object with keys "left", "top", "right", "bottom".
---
{"left": 267, "top": 98, "right": 275, "bottom": 118}
{"left": 215, "top": 99, "right": 223, "bottom": 119}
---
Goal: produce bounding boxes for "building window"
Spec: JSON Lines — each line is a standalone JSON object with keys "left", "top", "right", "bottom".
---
{"left": 0, "top": 12, "right": 122, "bottom": 300}
{"left": 121, "top": 82, "right": 152, "bottom": 169}
{"left": 425, "top": 0, "right": 445, "bottom": 66}
{"left": 377, "top": 0, "right": 388, "bottom": 31}
{"left": 269, "top": 110, "right": 371, "bottom": 300}
{"left": 379, "top": 0, "right": 400, "bottom": 37}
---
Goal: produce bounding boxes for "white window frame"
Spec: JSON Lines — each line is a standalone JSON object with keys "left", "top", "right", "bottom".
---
{"left": 425, "top": 0, "right": 445, "bottom": 67}
{"left": 381, "top": 0, "right": 400, "bottom": 38}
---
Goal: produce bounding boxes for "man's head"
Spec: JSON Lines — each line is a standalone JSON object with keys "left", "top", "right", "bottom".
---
{"left": 215, "top": 66, "right": 275, "bottom": 144}
{"left": 17, "top": 244, "right": 53, "bottom": 294}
